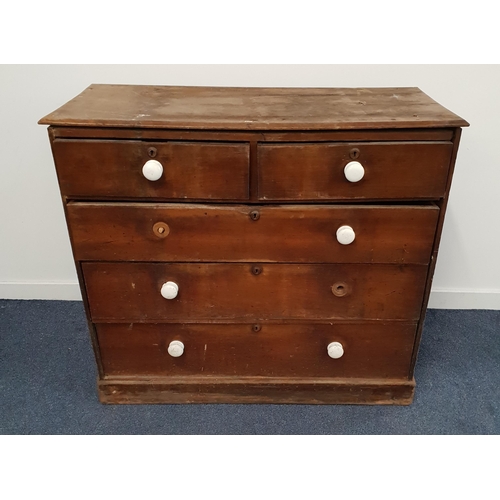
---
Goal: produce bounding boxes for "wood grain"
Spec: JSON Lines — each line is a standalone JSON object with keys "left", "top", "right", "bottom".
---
{"left": 97, "top": 321, "right": 417, "bottom": 379}
{"left": 82, "top": 262, "right": 428, "bottom": 321}
{"left": 49, "top": 126, "right": 455, "bottom": 142}
{"left": 409, "top": 128, "right": 464, "bottom": 376}
{"left": 39, "top": 85, "right": 467, "bottom": 405}
{"left": 98, "top": 376, "right": 416, "bottom": 405}
{"left": 258, "top": 142, "right": 453, "bottom": 200}
{"left": 67, "top": 202, "right": 439, "bottom": 264}
{"left": 51, "top": 139, "right": 250, "bottom": 200}
{"left": 39, "top": 85, "right": 469, "bottom": 130}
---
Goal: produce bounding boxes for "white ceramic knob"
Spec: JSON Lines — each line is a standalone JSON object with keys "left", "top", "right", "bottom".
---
{"left": 142, "top": 159, "right": 163, "bottom": 181}
{"left": 327, "top": 342, "right": 344, "bottom": 359}
{"left": 168, "top": 340, "right": 184, "bottom": 358}
{"left": 344, "top": 161, "right": 365, "bottom": 182}
{"left": 336, "top": 225, "right": 355, "bottom": 245}
{"left": 161, "top": 281, "right": 179, "bottom": 300}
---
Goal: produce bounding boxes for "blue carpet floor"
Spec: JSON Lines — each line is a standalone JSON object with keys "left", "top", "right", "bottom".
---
{"left": 0, "top": 300, "right": 498, "bottom": 434}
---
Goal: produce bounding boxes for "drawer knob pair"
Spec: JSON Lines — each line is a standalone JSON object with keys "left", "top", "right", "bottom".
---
{"left": 344, "top": 161, "right": 365, "bottom": 183}
{"left": 167, "top": 340, "right": 344, "bottom": 359}
{"left": 161, "top": 281, "right": 179, "bottom": 300}
{"left": 144, "top": 159, "right": 364, "bottom": 184}
{"left": 142, "top": 160, "right": 163, "bottom": 181}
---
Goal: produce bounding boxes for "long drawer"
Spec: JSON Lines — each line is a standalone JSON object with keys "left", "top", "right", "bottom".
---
{"left": 258, "top": 142, "right": 453, "bottom": 200}
{"left": 97, "top": 322, "right": 417, "bottom": 379}
{"left": 68, "top": 203, "right": 439, "bottom": 264}
{"left": 52, "top": 140, "right": 250, "bottom": 200}
{"left": 83, "top": 262, "right": 428, "bottom": 321}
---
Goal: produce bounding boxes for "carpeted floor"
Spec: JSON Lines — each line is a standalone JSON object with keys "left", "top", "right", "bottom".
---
{"left": 0, "top": 300, "right": 498, "bottom": 434}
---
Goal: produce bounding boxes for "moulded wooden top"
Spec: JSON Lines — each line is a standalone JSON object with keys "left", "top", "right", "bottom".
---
{"left": 39, "top": 84, "right": 469, "bottom": 130}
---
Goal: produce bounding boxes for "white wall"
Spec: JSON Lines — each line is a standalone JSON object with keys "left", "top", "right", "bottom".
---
{"left": 1, "top": 65, "right": 499, "bottom": 308}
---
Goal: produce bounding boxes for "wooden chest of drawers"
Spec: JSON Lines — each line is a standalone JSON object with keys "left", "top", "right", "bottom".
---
{"left": 39, "top": 85, "right": 468, "bottom": 404}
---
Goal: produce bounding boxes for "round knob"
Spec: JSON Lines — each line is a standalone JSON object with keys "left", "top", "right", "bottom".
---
{"left": 142, "top": 159, "right": 163, "bottom": 181}
{"left": 344, "top": 161, "right": 365, "bottom": 182}
{"left": 168, "top": 340, "right": 184, "bottom": 358}
{"left": 161, "top": 281, "right": 179, "bottom": 300}
{"left": 336, "top": 225, "right": 355, "bottom": 245}
{"left": 327, "top": 342, "right": 344, "bottom": 359}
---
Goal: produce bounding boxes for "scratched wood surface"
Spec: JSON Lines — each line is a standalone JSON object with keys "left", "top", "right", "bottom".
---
{"left": 39, "top": 85, "right": 467, "bottom": 405}
{"left": 52, "top": 139, "right": 250, "bottom": 200}
{"left": 258, "top": 141, "right": 453, "bottom": 200}
{"left": 39, "top": 85, "right": 469, "bottom": 130}
{"left": 98, "top": 377, "right": 416, "bottom": 405}
{"left": 50, "top": 126, "right": 455, "bottom": 142}
{"left": 96, "top": 322, "right": 417, "bottom": 379}
{"left": 82, "top": 262, "right": 428, "bottom": 322}
{"left": 67, "top": 203, "right": 439, "bottom": 264}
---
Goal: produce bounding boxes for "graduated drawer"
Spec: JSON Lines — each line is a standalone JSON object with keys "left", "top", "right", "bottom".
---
{"left": 258, "top": 141, "right": 453, "bottom": 200}
{"left": 68, "top": 203, "right": 439, "bottom": 264}
{"left": 83, "top": 262, "right": 428, "bottom": 321}
{"left": 51, "top": 139, "right": 250, "bottom": 200}
{"left": 97, "top": 322, "right": 416, "bottom": 379}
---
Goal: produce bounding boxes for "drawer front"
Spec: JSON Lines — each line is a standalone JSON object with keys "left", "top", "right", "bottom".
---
{"left": 97, "top": 322, "right": 416, "bottom": 379}
{"left": 52, "top": 140, "right": 250, "bottom": 200}
{"left": 258, "top": 142, "right": 452, "bottom": 200}
{"left": 83, "top": 262, "right": 428, "bottom": 321}
{"left": 68, "top": 203, "right": 439, "bottom": 264}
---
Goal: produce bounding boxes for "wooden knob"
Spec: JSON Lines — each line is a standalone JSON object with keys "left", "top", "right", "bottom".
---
{"left": 153, "top": 222, "right": 170, "bottom": 238}
{"left": 336, "top": 225, "right": 355, "bottom": 245}
{"left": 142, "top": 159, "right": 163, "bottom": 181}
{"left": 327, "top": 342, "right": 344, "bottom": 359}
{"left": 161, "top": 281, "right": 179, "bottom": 300}
{"left": 168, "top": 340, "right": 184, "bottom": 358}
{"left": 344, "top": 161, "right": 365, "bottom": 182}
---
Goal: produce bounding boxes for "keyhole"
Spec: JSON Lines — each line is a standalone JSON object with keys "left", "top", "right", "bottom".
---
{"left": 250, "top": 210, "right": 260, "bottom": 221}
{"left": 147, "top": 147, "right": 157, "bottom": 158}
{"left": 349, "top": 148, "right": 360, "bottom": 160}
{"left": 252, "top": 324, "right": 261, "bottom": 332}
{"left": 252, "top": 266, "right": 262, "bottom": 275}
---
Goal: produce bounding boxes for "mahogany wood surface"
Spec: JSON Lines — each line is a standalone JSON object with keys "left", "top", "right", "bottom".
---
{"left": 410, "top": 129, "right": 464, "bottom": 374}
{"left": 52, "top": 139, "right": 250, "bottom": 200}
{"left": 258, "top": 142, "right": 453, "bottom": 200}
{"left": 39, "top": 85, "right": 468, "bottom": 130}
{"left": 82, "top": 262, "right": 428, "bottom": 322}
{"left": 39, "top": 85, "right": 467, "bottom": 405}
{"left": 67, "top": 203, "right": 439, "bottom": 264}
{"left": 50, "top": 126, "right": 454, "bottom": 142}
{"left": 97, "top": 322, "right": 416, "bottom": 379}
{"left": 98, "top": 377, "right": 416, "bottom": 405}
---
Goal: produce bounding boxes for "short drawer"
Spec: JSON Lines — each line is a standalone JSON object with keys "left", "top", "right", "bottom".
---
{"left": 68, "top": 203, "right": 439, "bottom": 264}
{"left": 52, "top": 139, "right": 250, "bottom": 200}
{"left": 258, "top": 142, "right": 453, "bottom": 200}
{"left": 83, "top": 262, "right": 428, "bottom": 321}
{"left": 97, "top": 322, "right": 416, "bottom": 379}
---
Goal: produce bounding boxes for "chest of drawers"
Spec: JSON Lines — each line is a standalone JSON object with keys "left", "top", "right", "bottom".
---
{"left": 39, "top": 85, "right": 468, "bottom": 404}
